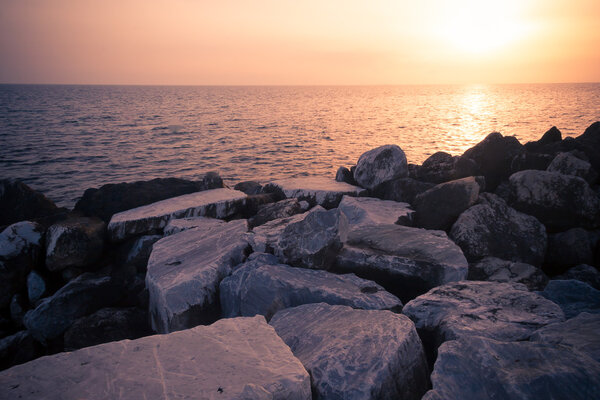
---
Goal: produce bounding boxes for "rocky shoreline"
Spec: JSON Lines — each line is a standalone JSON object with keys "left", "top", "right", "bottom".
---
{"left": 0, "top": 122, "right": 599, "bottom": 399}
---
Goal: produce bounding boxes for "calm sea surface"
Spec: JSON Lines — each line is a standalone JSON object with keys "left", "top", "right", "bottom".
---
{"left": 1, "top": 84, "right": 599, "bottom": 208}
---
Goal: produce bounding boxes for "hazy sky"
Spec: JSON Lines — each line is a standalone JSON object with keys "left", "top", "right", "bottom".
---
{"left": 1, "top": 0, "right": 599, "bottom": 85}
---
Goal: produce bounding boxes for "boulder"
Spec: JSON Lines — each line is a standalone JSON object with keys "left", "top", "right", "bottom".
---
{"left": 146, "top": 219, "right": 251, "bottom": 333}
{"left": 524, "top": 126, "right": 562, "bottom": 151}
{"left": 335, "top": 166, "right": 356, "bottom": 185}
{"left": 372, "top": 177, "right": 435, "bottom": 204}
{"left": 423, "top": 335, "right": 600, "bottom": 400}
{"left": 556, "top": 264, "right": 600, "bottom": 290}
{"left": 107, "top": 188, "right": 247, "bottom": 242}
{"left": 468, "top": 257, "right": 548, "bottom": 290}
{"left": 27, "top": 270, "right": 47, "bottom": 304}
{"left": 250, "top": 210, "right": 309, "bottom": 253}
{"left": 0, "top": 316, "right": 312, "bottom": 400}
{"left": 220, "top": 253, "right": 402, "bottom": 320}
{"left": 0, "top": 179, "right": 63, "bottom": 228}
{"left": 334, "top": 224, "right": 468, "bottom": 303}
{"left": 417, "top": 152, "right": 457, "bottom": 184}
{"left": 63, "top": 307, "right": 151, "bottom": 351}
{"left": 505, "top": 170, "right": 599, "bottom": 230}
{"left": 414, "top": 177, "right": 480, "bottom": 231}
{"left": 270, "top": 303, "right": 429, "bottom": 400}
{"left": 248, "top": 198, "right": 303, "bottom": 228}
{"left": 0, "top": 331, "right": 39, "bottom": 371}
{"left": 574, "top": 121, "right": 600, "bottom": 171}
{"left": 262, "top": 176, "right": 365, "bottom": 209}
{"left": 274, "top": 207, "right": 347, "bottom": 270}
{"left": 545, "top": 228, "right": 598, "bottom": 274}
{"left": 353, "top": 145, "right": 409, "bottom": 190}
{"left": 121, "top": 234, "right": 161, "bottom": 271}
{"left": 163, "top": 216, "right": 226, "bottom": 236}
{"left": 510, "top": 151, "right": 553, "bottom": 172}
{"left": 74, "top": 173, "right": 224, "bottom": 222}
{"left": 449, "top": 193, "right": 547, "bottom": 266}
{"left": 547, "top": 152, "right": 598, "bottom": 183}
{"left": 337, "top": 195, "right": 414, "bottom": 229}
{"left": 537, "top": 280, "right": 600, "bottom": 319}
{"left": 45, "top": 217, "right": 105, "bottom": 271}
{"left": 233, "top": 180, "right": 262, "bottom": 195}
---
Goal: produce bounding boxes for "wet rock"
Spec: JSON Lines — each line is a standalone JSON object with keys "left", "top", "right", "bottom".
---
{"left": 146, "top": 219, "right": 251, "bottom": 333}
{"left": 537, "top": 280, "right": 600, "bottom": 319}
{"left": 45, "top": 217, "right": 105, "bottom": 271}
{"left": 468, "top": 257, "right": 548, "bottom": 290}
{"left": 0, "top": 179, "right": 63, "bottom": 228}
{"left": 414, "top": 177, "right": 480, "bottom": 231}
{"left": 220, "top": 253, "right": 402, "bottom": 320}
{"left": 423, "top": 335, "right": 600, "bottom": 400}
{"left": 0, "top": 316, "right": 312, "bottom": 400}
{"left": 372, "top": 177, "right": 435, "bottom": 204}
{"left": 74, "top": 173, "right": 224, "bottom": 223}
{"left": 556, "top": 264, "right": 600, "bottom": 290}
{"left": 505, "top": 170, "right": 599, "bottom": 230}
{"left": 335, "top": 166, "right": 356, "bottom": 185}
{"left": 270, "top": 303, "right": 429, "bottom": 400}
{"left": 449, "top": 193, "right": 547, "bottom": 266}
{"left": 353, "top": 145, "right": 409, "bottom": 190}
{"left": 545, "top": 228, "right": 598, "bottom": 274}
{"left": 233, "top": 180, "right": 262, "bottom": 195}
{"left": 27, "top": 270, "right": 47, "bottom": 304}
{"left": 337, "top": 195, "right": 414, "bottom": 229}
{"left": 274, "top": 207, "right": 347, "bottom": 270}
{"left": 334, "top": 224, "right": 468, "bottom": 303}
{"left": 248, "top": 198, "right": 303, "bottom": 228}
{"left": 121, "top": 234, "right": 161, "bottom": 272}
{"left": 250, "top": 210, "right": 308, "bottom": 253}
{"left": 0, "top": 331, "right": 39, "bottom": 371}
{"left": 107, "top": 188, "right": 247, "bottom": 242}
{"left": 547, "top": 152, "right": 598, "bottom": 183}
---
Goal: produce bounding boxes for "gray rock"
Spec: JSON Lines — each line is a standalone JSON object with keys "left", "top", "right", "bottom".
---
{"left": 505, "top": 170, "right": 599, "bottom": 230}
{"left": 547, "top": 151, "right": 598, "bottom": 183}
{"left": 0, "top": 316, "right": 312, "bottom": 400}
{"left": 122, "top": 234, "right": 161, "bottom": 271}
{"left": 274, "top": 207, "right": 347, "bottom": 270}
{"left": 220, "top": 253, "right": 402, "bottom": 320}
{"left": 270, "top": 303, "right": 429, "bottom": 400}
{"left": 423, "top": 335, "right": 600, "bottom": 400}
{"left": 107, "top": 188, "right": 247, "bottom": 242}
{"left": 334, "top": 224, "right": 468, "bottom": 303}
{"left": 146, "top": 219, "right": 251, "bottom": 333}
{"left": 537, "top": 280, "right": 600, "bottom": 319}
{"left": 545, "top": 228, "right": 597, "bottom": 274}
{"left": 468, "top": 257, "right": 549, "bottom": 290}
{"left": 335, "top": 166, "right": 356, "bottom": 185}
{"left": 45, "top": 217, "right": 105, "bottom": 271}
{"left": 372, "top": 177, "right": 435, "bottom": 204}
{"left": 337, "top": 195, "right": 414, "bottom": 229}
{"left": 450, "top": 193, "right": 547, "bottom": 265}
{"left": 163, "top": 216, "right": 226, "bottom": 236}
{"left": 248, "top": 198, "right": 303, "bottom": 228}
{"left": 353, "top": 145, "right": 409, "bottom": 190}
{"left": 250, "top": 211, "right": 308, "bottom": 253}
{"left": 556, "top": 264, "right": 600, "bottom": 290}
{"left": 234, "top": 180, "right": 262, "bottom": 195}
{"left": 0, "top": 331, "right": 39, "bottom": 371}
{"left": 414, "top": 177, "right": 480, "bottom": 231}
{"left": 26, "top": 270, "right": 47, "bottom": 304}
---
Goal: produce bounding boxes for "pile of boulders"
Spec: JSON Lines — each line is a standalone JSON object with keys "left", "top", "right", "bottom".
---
{"left": 1, "top": 122, "right": 599, "bottom": 399}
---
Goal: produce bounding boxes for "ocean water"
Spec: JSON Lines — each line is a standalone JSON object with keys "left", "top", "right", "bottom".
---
{"left": 1, "top": 83, "right": 599, "bottom": 208}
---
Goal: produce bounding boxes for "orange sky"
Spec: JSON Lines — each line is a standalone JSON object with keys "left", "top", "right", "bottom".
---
{"left": 1, "top": 0, "right": 599, "bottom": 85}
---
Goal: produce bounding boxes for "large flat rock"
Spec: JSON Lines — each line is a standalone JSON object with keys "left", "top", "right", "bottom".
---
{"left": 107, "top": 188, "right": 247, "bottom": 241}
{"left": 146, "top": 219, "right": 251, "bottom": 333}
{"left": 337, "top": 195, "right": 414, "bottom": 229}
{"left": 270, "top": 303, "right": 429, "bottom": 400}
{"left": 220, "top": 253, "right": 402, "bottom": 320}
{"left": 0, "top": 316, "right": 312, "bottom": 400}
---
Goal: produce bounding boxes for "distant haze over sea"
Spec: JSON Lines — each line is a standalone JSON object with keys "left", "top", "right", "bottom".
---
{"left": 1, "top": 83, "right": 599, "bottom": 208}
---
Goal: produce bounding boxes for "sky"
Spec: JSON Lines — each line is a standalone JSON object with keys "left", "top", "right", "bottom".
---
{"left": 1, "top": 0, "right": 599, "bottom": 85}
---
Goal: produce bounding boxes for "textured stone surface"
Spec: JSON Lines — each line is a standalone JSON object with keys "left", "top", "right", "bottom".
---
{"left": 372, "top": 177, "right": 435, "bottom": 204}
{"left": 163, "top": 216, "right": 226, "bottom": 236}
{"left": 271, "top": 303, "right": 429, "bottom": 400}
{"left": 545, "top": 228, "right": 598, "bottom": 273}
{"left": 0, "top": 179, "right": 62, "bottom": 228}
{"left": 335, "top": 166, "right": 356, "bottom": 185}
{"left": 468, "top": 257, "right": 549, "bottom": 290}
{"left": 250, "top": 211, "right": 308, "bottom": 253}
{"left": 353, "top": 145, "right": 409, "bottom": 190}
{"left": 45, "top": 217, "right": 105, "bottom": 271}
{"left": 122, "top": 234, "right": 161, "bottom": 272}
{"left": 556, "top": 264, "right": 600, "bottom": 290}
{"left": 537, "top": 280, "right": 600, "bottom": 319}
{"left": 26, "top": 270, "right": 47, "bottom": 304}
{"left": 547, "top": 151, "right": 598, "bottom": 183}
{"left": 146, "top": 219, "right": 251, "bottom": 333}
{"left": 0, "top": 316, "right": 312, "bottom": 400}
{"left": 220, "top": 253, "right": 402, "bottom": 320}
{"left": 338, "top": 195, "right": 414, "bottom": 229}
{"left": 108, "top": 188, "right": 247, "bottom": 241}
{"left": 0, "top": 331, "right": 39, "bottom": 371}
{"left": 233, "top": 180, "right": 262, "bottom": 195}
{"left": 248, "top": 198, "right": 303, "bottom": 228}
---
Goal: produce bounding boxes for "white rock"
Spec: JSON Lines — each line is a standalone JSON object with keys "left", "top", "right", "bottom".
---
{"left": 337, "top": 195, "right": 414, "bottom": 229}
{"left": 250, "top": 211, "right": 309, "bottom": 253}
{"left": 0, "top": 221, "right": 43, "bottom": 259}
{"left": 163, "top": 216, "right": 227, "bottom": 236}
{"left": 263, "top": 176, "right": 365, "bottom": 208}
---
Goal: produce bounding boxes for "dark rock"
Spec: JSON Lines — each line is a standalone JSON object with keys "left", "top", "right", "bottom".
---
{"left": 27, "top": 270, "right": 47, "bottom": 304}
{"left": 248, "top": 198, "right": 303, "bottom": 228}
{"left": 510, "top": 151, "right": 553, "bottom": 172}
{"left": 0, "top": 179, "right": 64, "bottom": 228}
{"left": 9, "top": 294, "right": 27, "bottom": 328}
{"left": 262, "top": 177, "right": 365, "bottom": 209}
{"left": 243, "top": 193, "right": 277, "bottom": 218}
{"left": 545, "top": 228, "right": 598, "bottom": 274}
{"left": 372, "top": 177, "right": 435, "bottom": 204}
{"left": 468, "top": 257, "right": 548, "bottom": 290}
{"left": 574, "top": 121, "right": 600, "bottom": 171}
{"left": 524, "top": 126, "right": 562, "bottom": 151}
{"left": 334, "top": 166, "right": 356, "bottom": 185}
{"left": 121, "top": 234, "right": 161, "bottom": 272}
{"left": 449, "top": 193, "right": 547, "bottom": 266}
{"left": 233, "top": 180, "right": 262, "bottom": 195}
{"left": 418, "top": 152, "right": 456, "bottom": 183}
{"left": 547, "top": 151, "right": 598, "bottom": 184}
{"left": 0, "top": 331, "right": 40, "bottom": 371}
{"left": 556, "top": 264, "right": 600, "bottom": 290}
{"left": 414, "top": 177, "right": 480, "bottom": 231}
{"left": 337, "top": 195, "right": 414, "bottom": 229}
{"left": 537, "top": 280, "right": 600, "bottom": 319}
{"left": 353, "top": 145, "right": 409, "bottom": 190}
{"left": 74, "top": 173, "right": 224, "bottom": 223}
{"left": 45, "top": 217, "right": 105, "bottom": 271}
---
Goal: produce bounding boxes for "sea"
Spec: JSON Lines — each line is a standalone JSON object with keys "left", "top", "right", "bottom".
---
{"left": 1, "top": 83, "right": 599, "bottom": 208}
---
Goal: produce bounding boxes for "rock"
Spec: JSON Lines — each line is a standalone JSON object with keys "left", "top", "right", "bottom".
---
{"left": 0, "top": 179, "right": 63, "bottom": 228}
{"left": 233, "top": 180, "right": 262, "bottom": 195}
{"left": 27, "top": 270, "right": 47, "bottom": 304}
{"left": 274, "top": 207, "right": 347, "bottom": 270}
{"left": 146, "top": 219, "right": 251, "bottom": 333}
{"left": 423, "top": 335, "right": 600, "bottom": 400}
{"left": 63, "top": 307, "right": 151, "bottom": 351}
{"left": 334, "top": 224, "right": 468, "bottom": 303}
{"left": 449, "top": 193, "right": 547, "bottom": 265}
{"left": 0, "top": 221, "right": 44, "bottom": 309}
{"left": 250, "top": 211, "right": 308, "bottom": 253}
{"left": 9, "top": 294, "right": 27, "bottom": 328}
{"left": 163, "top": 216, "right": 225, "bottom": 236}
{"left": 510, "top": 151, "right": 553, "bottom": 172}
{"left": 243, "top": 193, "right": 278, "bottom": 217}
{"left": 417, "top": 152, "right": 456, "bottom": 183}
{"left": 556, "top": 264, "right": 600, "bottom": 290}
{"left": 505, "top": 170, "right": 599, "bottom": 230}
{"left": 537, "top": 280, "right": 600, "bottom": 319}
{"left": 547, "top": 152, "right": 598, "bottom": 183}
{"left": 575, "top": 121, "right": 600, "bottom": 171}
{"left": 45, "top": 217, "right": 105, "bottom": 271}
{"left": 270, "top": 303, "right": 429, "bottom": 400}
{"left": 0, "top": 316, "right": 312, "bottom": 400}
{"left": 337, "top": 195, "right": 414, "bottom": 229}
{"left": 0, "top": 331, "right": 39, "bottom": 371}
{"left": 468, "top": 257, "right": 548, "bottom": 290}
{"left": 524, "top": 126, "right": 562, "bottom": 151}
{"left": 107, "top": 188, "right": 247, "bottom": 242}
{"left": 262, "top": 176, "right": 365, "bottom": 209}
{"left": 121, "top": 234, "right": 161, "bottom": 272}
{"left": 220, "top": 253, "right": 402, "bottom": 320}
{"left": 335, "top": 166, "right": 356, "bottom": 185}
{"left": 414, "top": 177, "right": 480, "bottom": 231}
{"left": 248, "top": 198, "right": 303, "bottom": 228}
{"left": 353, "top": 145, "right": 409, "bottom": 190}
{"left": 74, "top": 173, "right": 224, "bottom": 223}
{"left": 372, "top": 177, "right": 435, "bottom": 204}
{"left": 530, "top": 312, "right": 600, "bottom": 363}
{"left": 23, "top": 272, "right": 123, "bottom": 344}
{"left": 545, "top": 228, "right": 598, "bottom": 274}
